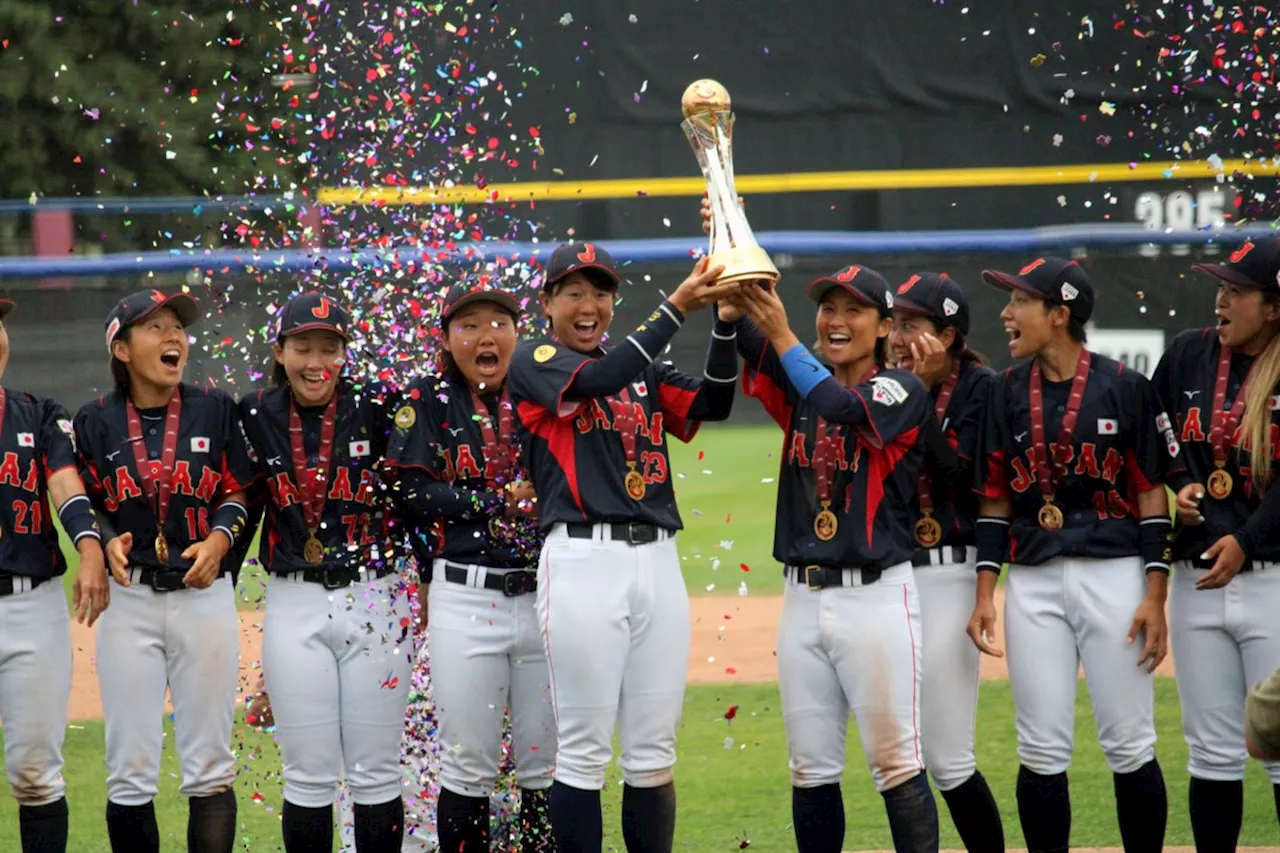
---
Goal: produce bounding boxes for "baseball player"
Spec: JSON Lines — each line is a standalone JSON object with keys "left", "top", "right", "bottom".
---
{"left": 0, "top": 297, "right": 111, "bottom": 853}
{"left": 386, "top": 283, "right": 555, "bottom": 853}
{"left": 729, "top": 269, "right": 940, "bottom": 853}
{"left": 238, "top": 291, "right": 412, "bottom": 853}
{"left": 507, "top": 244, "right": 739, "bottom": 853}
{"left": 1151, "top": 237, "right": 1280, "bottom": 848}
{"left": 969, "top": 258, "right": 1174, "bottom": 853}
{"left": 889, "top": 273, "right": 1005, "bottom": 853}
{"left": 73, "top": 289, "right": 255, "bottom": 853}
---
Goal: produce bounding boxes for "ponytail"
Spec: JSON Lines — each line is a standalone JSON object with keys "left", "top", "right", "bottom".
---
{"left": 1241, "top": 324, "right": 1280, "bottom": 490}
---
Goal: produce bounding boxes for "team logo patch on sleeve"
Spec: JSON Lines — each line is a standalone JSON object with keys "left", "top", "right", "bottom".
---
{"left": 1097, "top": 418, "right": 1118, "bottom": 434}
{"left": 190, "top": 437, "right": 210, "bottom": 453}
{"left": 17, "top": 433, "right": 34, "bottom": 447}
{"left": 57, "top": 419, "right": 76, "bottom": 450}
{"left": 394, "top": 405, "right": 416, "bottom": 430}
{"left": 350, "top": 440, "right": 370, "bottom": 457}
{"left": 870, "top": 376, "right": 909, "bottom": 406}
{"left": 534, "top": 344, "right": 557, "bottom": 363}
{"left": 1155, "top": 412, "right": 1171, "bottom": 431}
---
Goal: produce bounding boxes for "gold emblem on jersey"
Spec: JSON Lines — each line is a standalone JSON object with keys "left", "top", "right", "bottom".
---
{"left": 534, "top": 344, "right": 557, "bottom": 364}
{"left": 914, "top": 514, "right": 943, "bottom": 548}
{"left": 1037, "top": 498, "right": 1064, "bottom": 531}
{"left": 155, "top": 534, "right": 170, "bottom": 563}
{"left": 394, "top": 405, "right": 416, "bottom": 430}
{"left": 814, "top": 501, "right": 838, "bottom": 541}
{"left": 625, "top": 465, "right": 647, "bottom": 500}
{"left": 1207, "top": 467, "right": 1233, "bottom": 500}
{"left": 304, "top": 533, "right": 324, "bottom": 565}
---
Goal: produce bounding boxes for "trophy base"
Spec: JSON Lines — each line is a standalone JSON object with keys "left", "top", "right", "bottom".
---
{"left": 708, "top": 245, "right": 780, "bottom": 285}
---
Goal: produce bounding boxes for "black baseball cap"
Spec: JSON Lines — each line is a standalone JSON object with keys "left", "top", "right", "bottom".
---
{"left": 893, "top": 273, "right": 971, "bottom": 336}
{"left": 440, "top": 284, "right": 521, "bottom": 327}
{"left": 543, "top": 241, "right": 624, "bottom": 291}
{"left": 0, "top": 298, "right": 15, "bottom": 321}
{"left": 1193, "top": 237, "right": 1280, "bottom": 292}
{"left": 982, "top": 257, "right": 1095, "bottom": 324}
{"left": 805, "top": 264, "right": 895, "bottom": 316}
{"left": 105, "top": 289, "right": 200, "bottom": 352}
{"left": 275, "top": 292, "right": 352, "bottom": 341}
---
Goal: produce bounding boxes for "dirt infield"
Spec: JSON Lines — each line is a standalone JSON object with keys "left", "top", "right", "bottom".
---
{"left": 65, "top": 588, "right": 1179, "bottom": 721}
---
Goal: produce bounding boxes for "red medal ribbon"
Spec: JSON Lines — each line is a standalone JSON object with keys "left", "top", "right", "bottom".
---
{"left": 915, "top": 360, "right": 962, "bottom": 519}
{"left": 812, "top": 417, "right": 841, "bottom": 506}
{"left": 614, "top": 387, "right": 640, "bottom": 471}
{"left": 288, "top": 391, "right": 340, "bottom": 534}
{"left": 1028, "top": 347, "right": 1093, "bottom": 502}
{"left": 1208, "top": 344, "right": 1259, "bottom": 468}
{"left": 126, "top": 390, "right": 183, "bottom": 549}
{"left": 470, "top": 388, "right": 514, "bottom": 487}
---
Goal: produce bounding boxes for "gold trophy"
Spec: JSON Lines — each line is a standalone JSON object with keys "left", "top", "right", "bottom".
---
{"left": 681, "top": 79, "right": 780, "bottom": 285}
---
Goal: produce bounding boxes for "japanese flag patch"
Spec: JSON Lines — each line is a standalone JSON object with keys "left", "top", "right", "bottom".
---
{"left": 190, "top": 436, "right": 211, "bottom": 453}
{"left": 1097, "top": 418, "right": 1118, "bottom": 435}
{"left": 17, "top": 433, "right": 34, "bottom": 447}
{"left": 350, "top": 440, "right": 371, "bottom": 457}
{"left": 870, "top": 376, "right": 909, "bottom": 407}
{"left": 1270, "top": 395, "right": 1280, "bottom": 411}
{"left": 632, "top": 380, "right": 648, "bottom": 397}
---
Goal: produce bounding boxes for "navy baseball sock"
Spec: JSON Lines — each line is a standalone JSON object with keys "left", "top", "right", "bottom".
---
{"left": 621, "top": 782, "right": 676, "bottom": 853}
{"left": 548, "top": 780, "right": 603, "bottom": 853}
{"left": 281, "top": 800, "right": 334, "bottom": 853}
{"left": 437, "top": 786, "right": 489, "bottom": 852}
{"left": 520, "top": 787, "right": 555, "bottom": 852}
{"left": 354, "top": 796, "right": 405, "bottom": 853}
{"left": 187, "top": 788, "right": 237, "bottom": 853}
{"left": 1113, "top": 759, "right": 1166, "bottom": 853}
{"left": 1188, "top": 777, "right": 1243, "bottom": 853}
{"left": 1015, "top": 766, "right": 1070, "bottom": 853}
{"left": 792, "top": 783, "right": 845, "bottom": 853}
{"left": 18, "top": 797, "right": 68, "bottom": 853}
{"left": 882, "top": 772, "right": 940, "bottom": 853}
{"left": 939, "top": 771, "right": 1005, "bottom": 853}
{"left": 105, "top": 800, "right": 160, "bottom": 853}
{"left": 1274, "top": 783, "right": 1280, "bottom": 829}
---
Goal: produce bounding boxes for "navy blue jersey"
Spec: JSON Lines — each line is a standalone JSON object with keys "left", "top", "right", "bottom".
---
{"left": 508, "top": 336, "right": 733, "bottom": 531}
{"left": 74, "top": 384, "right": 255, "bottom": 573}
{"left": 238, "top": 382, "right": 394, "bottom": 574}
{"left": 0, "top": 390, "right": 81, "bottom": 579}
{"left": 1152, "top": 327, "right": 1280, "bottom": 563}
{"left": 974, "top": 352, "right": 1175, "bottom": 565}
{"left": 386, "top": 375, "right": 541, "bottom": 572}
{"left": 737, "top": 320, "right": 930, "bottom": 570}
{"left": 911, "top": 360, "right": 996, "bottom": 551}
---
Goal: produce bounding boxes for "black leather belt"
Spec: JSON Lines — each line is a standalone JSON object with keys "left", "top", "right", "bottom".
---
{"left": 443, "top": 563, "right": 536, "bottom": 597}
{"left": 565, "top": 522, "right": 666, "bottom": 545}
{"left": 0, "top": 575, "right": 48, "bottom": 597}
{"left": 785, "top": 565, "right": 882, "bottom": 589}
{"left": 134, "top": 568, "right": 229, "bottom": 593}
{"left": 276, "top": 565, "right": 394, "bottom": 590}
{"left": 912, "top": 546, "right": 968, "bottom": 568}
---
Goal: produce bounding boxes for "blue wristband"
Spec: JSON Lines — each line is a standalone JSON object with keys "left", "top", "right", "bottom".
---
{"left": 779, "top": 343, "right": 832, "bottom": 398}
{"left": 211, "top": 501, "right": 249, "bottom": 546}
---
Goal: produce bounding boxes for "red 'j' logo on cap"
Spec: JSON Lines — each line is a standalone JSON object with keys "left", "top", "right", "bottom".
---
{"left": 835, "top": 266, "right": 861, "bottom": 283}
{"left": 897, "top": 275, "right": 920, "bottom": 294}
{"left": 576, "top": 243, "right": 597, "bottom": 264}
{"left": 1020, "top": 259, "right": 1047, "bottom": 276}
{"left": 150, "top": 290, "right": 166, "bottom": 303}
{"left": 311, "top": 297, "right": 330, "bottom": 319}
{"left": 1230, "top": 242, "right": 1254, "bottom": 263}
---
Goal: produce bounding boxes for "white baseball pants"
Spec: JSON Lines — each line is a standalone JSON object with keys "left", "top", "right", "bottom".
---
{"left": 1004, "top": 557, "right": 1157, "bottom": 776}
{"left": 1170, "top": 560, "right": 1280, "bottom": 782}
{"left": 778, "top": 561, "right": 925, "bottom": 793}
{"left": 0, "top": 577, "right": 72, "bottom": 806}
{"left": 262, "top": 571, "right": 413, "bottom": 808}
{"left": 536, "top": 523, "right": 691, "bottom": 791}
{"left": 97, "top": 572, "right": 239, "bottom": 806}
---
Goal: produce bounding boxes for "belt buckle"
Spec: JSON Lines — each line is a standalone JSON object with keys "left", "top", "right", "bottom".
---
{"left": 150, "top": 571, "right": 185, "bottom": 593}
{"left": 502, "top": 571, "right": 534, "bottom": 597}
{"left": 804, "top": 566, "right": 824, "bottom": 591}
{"left": 321, "top": 567, "right": 352, "bottom": 590}
{"left": 625, "top": 523, "right": 648, "bottom": 546}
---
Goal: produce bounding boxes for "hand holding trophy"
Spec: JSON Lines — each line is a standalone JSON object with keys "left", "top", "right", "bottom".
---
{"left": 681, "top": 79, "right": 780, "bottom": 286}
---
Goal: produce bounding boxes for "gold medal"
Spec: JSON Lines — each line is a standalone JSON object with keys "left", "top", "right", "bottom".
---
{"left": 303, "top": 533, "right": 324, "bottom": 565}
{"left": 1207, "top": 467, "right": 1233, "bottom": 500}
{"left": 625, "top": 465, "right": 647, "bottom": 500}
{"left": 914, "top": 514, "right": 943, "bottom": 548}
{"left": 155, "top": 534, "right": 169, "bottom": 563}
{"left": 1038, "top": 499, "right": 1064, "bottom": 531}
{"left": 814, "top": 501, "right": 838, "bottom": 541}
